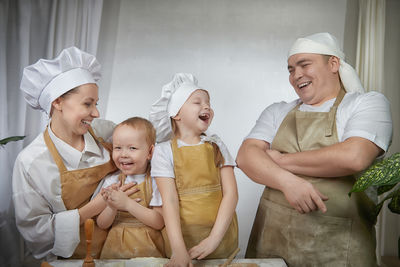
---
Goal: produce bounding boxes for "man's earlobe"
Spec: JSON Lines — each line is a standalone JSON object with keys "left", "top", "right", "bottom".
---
{"left": 330, "top": 56, "right": 340, "bottom": 73}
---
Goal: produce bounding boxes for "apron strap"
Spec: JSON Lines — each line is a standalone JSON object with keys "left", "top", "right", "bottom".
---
{"left": 88, "top": 127, "right": 113, "bottom": 152}
{"left": 118, "top": 173, "right": 127, "bottom": 186}
{"left": 43, "top": 127, "right": 68, "bottom": 173}
{"left": 325, "top": 88, "right": 346, "bottom": 137}
{"left": 144, "top": 172, "right": 153, "bottom": 206}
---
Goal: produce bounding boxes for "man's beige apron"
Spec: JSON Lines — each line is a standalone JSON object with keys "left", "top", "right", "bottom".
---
{"left": 44, "top": 127, "right": 117, "bottom": 259}
{"left": 245, "top": 89, "right": 377, "bottom": 267}
{"left": 162, "top": 138, "right": 238, "bottom": 259}
{"left": 100, "top": 172, "right": 165, "bottom": 258}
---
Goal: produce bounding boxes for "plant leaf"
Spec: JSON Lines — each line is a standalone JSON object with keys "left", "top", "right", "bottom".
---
{"left": 0, "top": 136, "right": 25, "bottom": 146}
{"left": 388, "top": 194, "right": 400, "bottom": 214}
{"left": 378, "top": 184, "right": 397, "bottom": 196}
{"left": 349, "top": 153, "right": 400, "bottom": 196}
{"left": 375, "top": 187, "right": 400, "bottom": 216}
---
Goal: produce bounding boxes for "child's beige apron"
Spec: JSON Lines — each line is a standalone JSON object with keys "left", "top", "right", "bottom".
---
{"left": 162, "top": 138, "right": 238, "bottom": 259}
{"left": 245, "top": 89, "right": 377, "bottom": 267}
{"left": 44, "top": 127, "right": 117, "bottom": 259}
{"left": 100, "top": 173, "right": 165, "bottom": 258}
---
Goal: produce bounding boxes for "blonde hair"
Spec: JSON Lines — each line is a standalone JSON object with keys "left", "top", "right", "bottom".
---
{"left": 116, "top": 117, "right": 156, "bottom": 147}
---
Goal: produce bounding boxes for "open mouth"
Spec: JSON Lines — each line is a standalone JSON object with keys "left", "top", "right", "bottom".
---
{"left": 119, "top": 162, "right": 133, "bottom": 168}
{"left": 199, "top": 113, "right": 210, "bottom": 122}
{"left": 82, "top": 120, "right": 92, "bottom": 126}
{"left": 298, "top": 81, "right": 311, "bottom": 89}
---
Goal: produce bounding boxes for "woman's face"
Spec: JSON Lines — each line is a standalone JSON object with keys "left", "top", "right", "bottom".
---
{"left": 53, "top": 83, "right": 99, "bottom": 137}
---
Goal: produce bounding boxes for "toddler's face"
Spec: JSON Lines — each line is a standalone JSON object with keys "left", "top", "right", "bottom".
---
{"left": 112, "top": 125, "right": 153, "bottom": 175}
{"left": 175, "top": 89, "right": 214, "bottom": 135}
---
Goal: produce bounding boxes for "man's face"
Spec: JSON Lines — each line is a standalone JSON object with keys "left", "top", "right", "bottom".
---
{"left": 287, "top": 53, "right": 340, "bottom": 106}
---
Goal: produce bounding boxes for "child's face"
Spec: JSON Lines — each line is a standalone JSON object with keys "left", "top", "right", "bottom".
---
{"left": 112, "top": 125, "right": 153, "bottom": 175}
{"left": 174, "top": 89, "right": 214, "bottom": 135}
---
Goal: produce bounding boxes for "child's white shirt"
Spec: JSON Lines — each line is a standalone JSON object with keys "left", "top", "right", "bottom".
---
{"left": 151, "top": 135, "right": 235, "bottom": 179}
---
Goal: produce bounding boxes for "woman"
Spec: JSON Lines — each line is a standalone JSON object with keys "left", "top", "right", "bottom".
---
{"left": 12, "top": 47, "right": 135, "bottom": 260}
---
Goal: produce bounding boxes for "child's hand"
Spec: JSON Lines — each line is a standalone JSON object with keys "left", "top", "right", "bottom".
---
{"left": 100, "top": 187, "right": 111, "bottom": 201}
{"left": 188, "top": 236, "right": 220, "bottom": 260}
{"left": 107, "top": 189, "right": 141, "bottom": 211}
{"left": 164, "top": 252, "right": 193, "bottom": 267}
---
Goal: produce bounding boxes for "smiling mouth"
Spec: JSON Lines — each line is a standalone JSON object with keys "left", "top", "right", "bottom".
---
{"left": 298, "top": 81, "right": 311, "bottom": 89}
{"left": 199, "top": 113, "right": 210, "bottom": 122}
{"left": 120, "top": 162, "right": 133, "bottom": 167}
{"left": 82, "top": 120, "right": 92, "bottom": 125}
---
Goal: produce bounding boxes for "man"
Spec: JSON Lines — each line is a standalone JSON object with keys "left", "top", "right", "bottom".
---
{"left": 236, "top": 32, "right": 392, "bottom": 266}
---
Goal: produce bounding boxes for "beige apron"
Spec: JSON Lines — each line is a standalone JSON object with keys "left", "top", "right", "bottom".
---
{"left": 100, "top": 172, "right": 165, "bottom": 258}
{"left": 162, "top": 138, "right": 238, "bottom": 258}
{"left": 44, "top": 127, "right": 117, "bottom": 259}
{"left": 245, "top": 89, "right": 377, "bottom": 267}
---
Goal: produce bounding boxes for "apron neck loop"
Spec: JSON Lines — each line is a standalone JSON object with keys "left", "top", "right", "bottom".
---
{"left": 325, "top": 87, "right": 346, "bottom": 137}
{"left": 43, "top": 127, "right": 68, "bottom": 173}
{"left": 118, "top": 173, "right": 127, "bottom": 185}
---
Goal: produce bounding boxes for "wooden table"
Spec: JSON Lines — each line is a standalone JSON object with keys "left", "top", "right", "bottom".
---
{"left": 48, "top": 257, "right": 287, "bottom": 267}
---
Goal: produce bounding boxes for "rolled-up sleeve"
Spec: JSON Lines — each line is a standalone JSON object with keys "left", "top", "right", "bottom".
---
{"left": 245, "top": 101, "right": 291, "bottom": 143}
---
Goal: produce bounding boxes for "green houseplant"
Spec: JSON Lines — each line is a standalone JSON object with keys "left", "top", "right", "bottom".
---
{"left": 0, "top": 136, "right": 25, "bottom": 147}
{"left": 349, "top": 152, "right": 400, "bottom": 258}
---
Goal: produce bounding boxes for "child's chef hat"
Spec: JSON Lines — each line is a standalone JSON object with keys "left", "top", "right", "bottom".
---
{"left": 20, "top": 47, "right": 101, "bottom": 115}
{"left": 150, "top": 73, "right": 202, "bottom": 143}
{"left": 288, "top": 32, "right": 364, "bottom": 93}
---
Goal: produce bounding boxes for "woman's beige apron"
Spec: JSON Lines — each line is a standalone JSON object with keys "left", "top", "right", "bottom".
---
{"left": 245, "top": 89, "right": 377, "bottom": 267}
{"left": 162, "top": 138, "right": 238, "bottom": 258}
{"left": 44, "top": 127, "right": 117, "bottom": 259}
{"left": 100, "top": 172, "right": 165, "bottom": 258}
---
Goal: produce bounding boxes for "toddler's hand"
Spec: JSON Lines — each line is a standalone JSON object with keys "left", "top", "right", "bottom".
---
{"left": 188, "top": 236, "right": 219, "bottom": 260}
{"left": 107, "top": 190, "right": 130, "bottom": 210}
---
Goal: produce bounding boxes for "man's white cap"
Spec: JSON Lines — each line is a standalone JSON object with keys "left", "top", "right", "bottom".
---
{"left": 288, "top": 32, "right": 364, "bottom": 93}
{"left": 149, "top": 73, "right": 202, "bottom": 143}
{"left": 20, "top": 47, "right": 101, "bottom": 115}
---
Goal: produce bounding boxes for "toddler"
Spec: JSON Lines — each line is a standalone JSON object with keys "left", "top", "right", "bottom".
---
{"left": 96, "top": 117, "right": 165, "bottom": 258}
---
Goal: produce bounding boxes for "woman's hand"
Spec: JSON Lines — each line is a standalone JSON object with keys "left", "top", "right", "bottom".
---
{"left": 188, "top": 236, "right": 219, "bottom": 260}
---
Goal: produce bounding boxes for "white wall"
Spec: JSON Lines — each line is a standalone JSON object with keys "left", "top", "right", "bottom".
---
{"left": 102, "top": 0, "right": 348, "bottom": 257}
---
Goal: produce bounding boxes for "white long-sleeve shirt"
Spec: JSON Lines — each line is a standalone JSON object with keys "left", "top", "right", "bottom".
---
{"left": 12, "top": 119, "right": 115, "bottom": 260}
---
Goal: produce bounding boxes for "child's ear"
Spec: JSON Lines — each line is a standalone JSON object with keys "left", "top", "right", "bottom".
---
{"left": 147, "top": 144, "right": 155, "bottom": 160}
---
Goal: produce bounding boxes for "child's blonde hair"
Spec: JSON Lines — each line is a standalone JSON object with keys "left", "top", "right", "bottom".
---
{"left": 116, "top": 117, "right": 156, "bottom": 147}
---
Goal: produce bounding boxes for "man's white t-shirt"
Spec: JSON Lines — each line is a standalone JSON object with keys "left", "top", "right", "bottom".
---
{"left": 246, "top": 91, "right": 392, "bottom": 153}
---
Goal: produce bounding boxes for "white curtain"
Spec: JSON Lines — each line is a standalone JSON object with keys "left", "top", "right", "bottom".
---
{"left": 356, "top": 0, "right": 385, "bottom": 93}
{"left": 356, "top": 0, "right": 400, "bottom": 261}
{"left": 0, "top": 0, "right": 103, "bottom": 266}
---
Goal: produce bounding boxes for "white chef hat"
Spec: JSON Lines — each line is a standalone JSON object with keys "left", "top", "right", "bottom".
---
{"left": 20, "top": 46, "right": 101, "bottom": 115}
{"left": 149, "top": 73, "right": 203, "bottom": 143}
{"left": 288, "top": 32, "right": 364, "bottom": 93}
